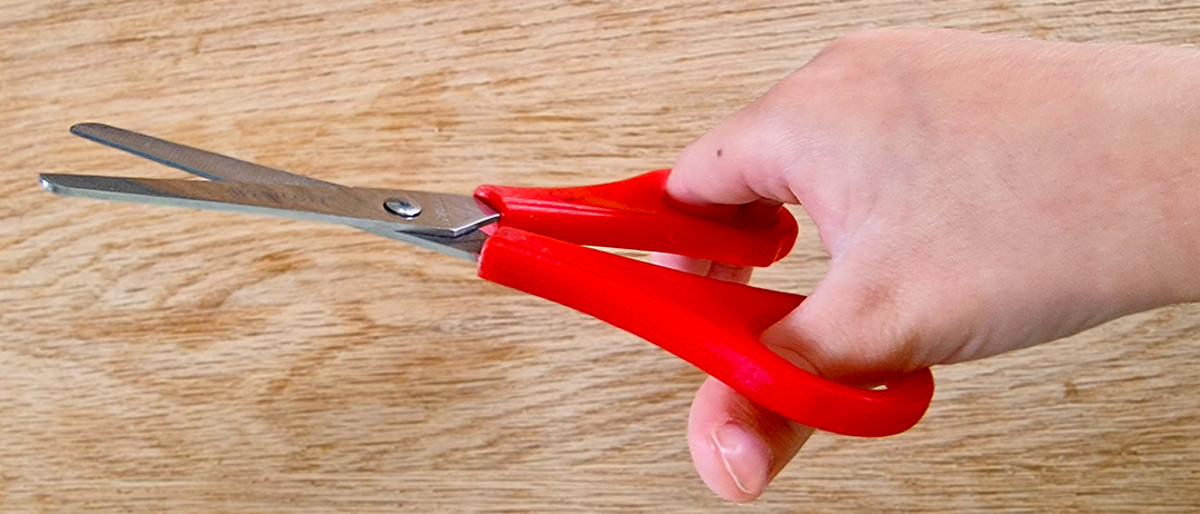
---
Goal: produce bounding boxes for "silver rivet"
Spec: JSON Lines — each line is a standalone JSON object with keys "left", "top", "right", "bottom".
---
{"left": 384, "top": 198, "right": 422, "bottom": 218}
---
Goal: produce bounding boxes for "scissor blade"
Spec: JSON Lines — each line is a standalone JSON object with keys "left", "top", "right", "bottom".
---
{"left": 70, "top": 123, "right": 338, "bottom": 187}
{"left": 40, "top": 174, "right": 498, "bottom": 238}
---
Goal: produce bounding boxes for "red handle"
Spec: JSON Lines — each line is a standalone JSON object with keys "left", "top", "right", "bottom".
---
{"left": 475, "top": 170, "right": 797, "bottom": 267}
{"left": 479, "top": 227, "right": 934, "bottom": 437}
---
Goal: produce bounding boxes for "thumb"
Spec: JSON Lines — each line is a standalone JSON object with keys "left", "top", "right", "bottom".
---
{"left": 667, "top": 101, "right": 802, "bottom": 208}
{"left": 658, "top": 98, "right": 806, "bottom": 293}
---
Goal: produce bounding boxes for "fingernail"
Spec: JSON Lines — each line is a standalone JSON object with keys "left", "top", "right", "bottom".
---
{"left": 711, "top": 423, "right": 771, "bottom": 496}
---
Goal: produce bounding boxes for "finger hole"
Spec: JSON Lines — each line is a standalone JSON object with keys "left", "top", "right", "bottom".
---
{"left": 707, "top": 262, "right": 753, "bottom": 284}
{"left": 649, "top": 253, "right": 713, "bottom": 275}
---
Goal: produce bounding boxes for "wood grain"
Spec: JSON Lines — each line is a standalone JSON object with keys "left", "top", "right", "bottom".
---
{"left": 3, "top": 1, "right": 1199, "bottom": 512}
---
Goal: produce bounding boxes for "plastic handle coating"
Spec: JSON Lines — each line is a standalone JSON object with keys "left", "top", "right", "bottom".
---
{"left": 479, "top": 227, "right": 935, "bottom": 437}
{"left": 475, "top": 170, "right": 798, "bottom": 267}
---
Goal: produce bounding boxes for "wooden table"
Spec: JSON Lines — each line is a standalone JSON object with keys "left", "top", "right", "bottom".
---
{"left": 3, "top": 1, "right": 1198, "bottom": 512}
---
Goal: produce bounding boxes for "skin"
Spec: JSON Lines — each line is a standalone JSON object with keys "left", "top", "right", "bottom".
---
{"left": 656, "top": 29, "right": 1200, "bottom": 502}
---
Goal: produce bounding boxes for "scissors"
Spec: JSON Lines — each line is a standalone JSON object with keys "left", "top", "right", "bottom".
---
{"left": 40, "top": 123, "right": 934, "bottom": 437}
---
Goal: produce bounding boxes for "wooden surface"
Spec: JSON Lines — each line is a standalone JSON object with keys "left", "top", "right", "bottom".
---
{"left": 3, "top": 1, "right": 1200, "bottom": 512}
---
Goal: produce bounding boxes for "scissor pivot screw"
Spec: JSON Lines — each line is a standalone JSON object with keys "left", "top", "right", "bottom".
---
{"left": 384, "top": 198, "right": 422, "bottom": 218}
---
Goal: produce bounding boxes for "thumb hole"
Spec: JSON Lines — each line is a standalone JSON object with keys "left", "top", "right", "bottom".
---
{"left": 665, "top": 193, "right": 789, "bottom": 229}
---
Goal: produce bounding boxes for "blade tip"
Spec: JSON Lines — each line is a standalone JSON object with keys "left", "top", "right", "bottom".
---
{"left": 70, "top": 122, "right": 109, "bottom": 137}
{"left": 39, "top": 174, "right": 66, "bottom": 194}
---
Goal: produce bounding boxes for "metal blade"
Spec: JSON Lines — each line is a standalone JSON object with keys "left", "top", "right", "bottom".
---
{"left": 62, "top": 124, "right": 494, "bottom": 261}
{"left": 396, "top": 229, "right": 490, "bottom": 262}
{"left": 40, "top": 174, "right": 498, "bottom": 239}
{"left": 70, "top": 123, "right": 338, "bottom": 187}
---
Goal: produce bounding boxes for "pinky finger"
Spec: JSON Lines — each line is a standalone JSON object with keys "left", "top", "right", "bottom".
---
{"left": 688, "top": 377, "right": 814, "bottom": 502}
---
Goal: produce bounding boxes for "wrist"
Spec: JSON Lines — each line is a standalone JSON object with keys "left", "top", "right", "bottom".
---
{"left": 1106, "top": 46, "right": 1200, "bottom": 308}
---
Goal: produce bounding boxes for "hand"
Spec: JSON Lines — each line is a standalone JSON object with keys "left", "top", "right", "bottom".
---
{"left": 659, "top": 29, "right": 1200, "bottom": 502}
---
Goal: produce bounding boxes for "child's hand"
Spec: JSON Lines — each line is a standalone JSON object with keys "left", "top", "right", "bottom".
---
{"left": 662, "top": 29, "right": 1200, "bottom": 502}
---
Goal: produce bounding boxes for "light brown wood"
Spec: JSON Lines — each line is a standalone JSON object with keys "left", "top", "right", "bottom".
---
{"left": 3, "top": 1, "right": 1199, "bottom": 512}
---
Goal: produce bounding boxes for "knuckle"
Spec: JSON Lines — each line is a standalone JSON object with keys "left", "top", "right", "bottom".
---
{"left": 775, "top": 39, "right": 905, "bottom": 119}
{"left": 811, "top": 30, "right": 901, "bottom": 73}
{"left": 818, "top": 28, "right": 958, "bottom": 62}
{"left": 773, "top": 30, "right": 971, "bottom": 146}
{"left": 799, "top": 28, "right": 962, "bottom": 90}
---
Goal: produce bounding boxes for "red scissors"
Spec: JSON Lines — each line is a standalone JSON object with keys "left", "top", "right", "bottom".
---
{"left": 41, "top": 123, "right": 934, "bottom": 437}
